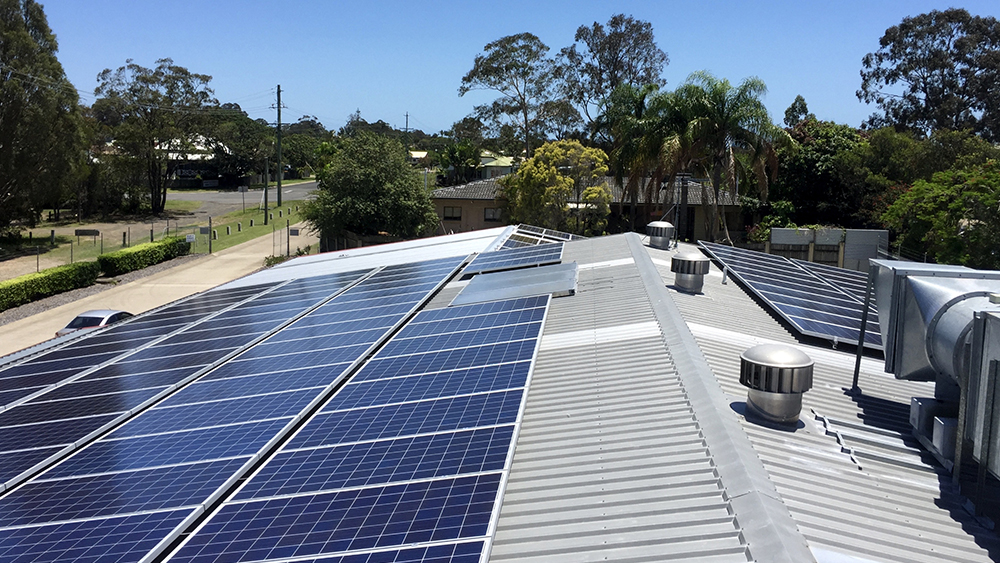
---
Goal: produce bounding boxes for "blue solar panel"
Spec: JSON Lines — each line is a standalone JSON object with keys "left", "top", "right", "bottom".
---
{"left": 161, "top": 367, "right": 343, "bottom": 404}
{"left": 377, "top": 323, "right": 542, "bottom": 359}
{"left": 0, "top": 457, "right": 249, "bottom": 528}
{"left": 0, "top": 387, "right": 42, "bottom": 407}
{"left": 0, "top": 369, "right": 79, "bottom": 392}
{"left": 398, "top": 307, "right": 546, "bottom": 338}
{"left": 238, "top": 328, "right": 388, "bottom": 358}
{"left": 40, "top": 370, "right": 192, "bottom": 402}
{"left": 700, "top": 242, "right": 882, "bottom": 349}
{"left": 328, "top": 363, "right": 532, "bottom": 411}
{"left": 463, "top": 243, "right": 563, "bottom": 275}
{"left": 44, "top": 419, "right": 291, "bottom": 479}
{"left": 414, "top": 296, "right": 548, "bottom": 323}
{"left": 110, "top": 389, "right": 322, "bottom": 439}
{"left": 168, "top": 474, "right": 500, "bottom": 563}
{"left": 356, "top": 340, "right": 538, "bottom": 382}
{"left": 293, "top": 391, "right": 524, "bottom": 449}
{"left": 235, "top": 427, "right": 514, "bottom": 500}
{"left": 0, "top": 447, "right": 65, "bottom": 484}
{"left": 0, "top": 387, "right": 167, "bottom": 427}
{"left": 0, "top": 415, "right": 118, "bottom": 452}
{"left": 0, "top": 508, "right": 193, "bottom": 563}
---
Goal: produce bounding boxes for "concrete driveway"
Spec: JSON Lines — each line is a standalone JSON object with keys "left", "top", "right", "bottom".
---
{"left": 0, "top": 224, "right": 319, "bottom": 357}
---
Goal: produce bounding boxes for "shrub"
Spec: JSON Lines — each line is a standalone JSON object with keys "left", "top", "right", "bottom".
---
{"left": 0, "top": 261, "right": 102, "bottom": 312}
{"left": 98, "top": 236, "right": 190, "bottom": 277}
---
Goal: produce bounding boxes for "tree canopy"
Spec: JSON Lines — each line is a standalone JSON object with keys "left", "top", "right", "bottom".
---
{"left": 883, "top": 160, "right": 1000, "bottom": 268}
{"left": 459, "top": 33, "right": 576, "bottom": 159}
{"left": 858, "top": 8, "right": 1000, "bottom": 141}
{"left": 557, "top": 14, "right": 668, "bottom": 130}
{"left": 93, "top": 58, "right": 217, "bottom": 213}
{"left": 499, "top": 140, "right": 610, "bottom": 235}
{"left": 0, "top": 0, "right": 84, "bottom": 233}
{"left": 303, "top": 132, "right": 437, "bottom": 240}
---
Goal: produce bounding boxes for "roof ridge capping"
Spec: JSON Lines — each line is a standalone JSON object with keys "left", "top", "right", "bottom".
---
{"left": 624, "top": 233, "right": 816, "bottom": 563}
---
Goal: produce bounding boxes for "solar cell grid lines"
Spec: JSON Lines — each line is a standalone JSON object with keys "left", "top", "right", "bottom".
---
{"left": 233, "top": 426, "right": 515, "bottom": 500}
{"left": 170, "top": 474, "right": 501, "bottom": 563}
{"left": 0, "top": 457, "right": 250, "bottom": 528}
{"left": 463, "top": 242, "right": 563, "bottom": 276}
{"left": 292, "top": 391, "right": 524, "bottom": 449}
{"left": 699, "top": 242, "right": 882, "bottom": 349}
{"left": 167, "top": 296, "right": 549, "bottom": 563}
{"left": 0, "top": 508, "right": 194, "bottom": 563}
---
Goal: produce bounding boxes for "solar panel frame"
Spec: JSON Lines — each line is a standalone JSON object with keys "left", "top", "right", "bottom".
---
{"left": 700, "top": 241, "right": 883, "bottom": 349}
{"left": 462, "top": 243, "right": 564, "bottom": 276}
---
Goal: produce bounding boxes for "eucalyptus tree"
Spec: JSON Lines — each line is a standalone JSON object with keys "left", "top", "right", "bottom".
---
{"left": 858, "top": 8, "right": 1000, "bottom": 141}
{"left": 558, "top": 14, "right": 668, "bottom": 133}
{"left": 93, "top": 59, "right": 217, "bottom": 213}
{"left": 459, "top": 33, "right": 578, "bottom": 159}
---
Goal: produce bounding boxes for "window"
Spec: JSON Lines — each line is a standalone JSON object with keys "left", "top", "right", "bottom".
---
{"left": 443, "top": 206, "right": 462, "bottom": 221}
{"left": 484, "top": 208, "right": 501, "bottom": 222}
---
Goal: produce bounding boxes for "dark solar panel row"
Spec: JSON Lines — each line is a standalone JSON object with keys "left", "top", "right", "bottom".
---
{"left": 166, "top": 295, "right": 549, "bottom": 563}
{"left": 0, "top": 270, "right": 372, "bottom": 488}
{"left": 0, "top": 258, "right": 466, "bottom": 563}
{"left": 463, "top": 243, "right": 563, "bottom": 275}
{"left": 0, "top": 282, "right": 278, "bottom": 410}
{"left": 699, "top": 242, "right": 882, "bottom": 349}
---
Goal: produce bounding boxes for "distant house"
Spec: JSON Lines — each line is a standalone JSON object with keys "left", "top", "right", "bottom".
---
{"left": 478, "top": 151, "right": 513, "bottom": 178}
{"left": 431, "top": 175, "right": 742, "bottom": 239}
{"left": 431, "top": 177, "right": 505, "bottom": 234}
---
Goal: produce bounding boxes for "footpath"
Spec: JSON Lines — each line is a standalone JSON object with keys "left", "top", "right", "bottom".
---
{"left": 0, "top": 224, "right": 319, "bottom": 358}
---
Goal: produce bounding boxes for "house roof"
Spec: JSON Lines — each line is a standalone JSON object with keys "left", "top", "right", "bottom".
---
{"left": 432, "top": 176, "right": 739, "bottom": 206}
{"left": 0, "top": 229, "right": 996, "bottom": 562}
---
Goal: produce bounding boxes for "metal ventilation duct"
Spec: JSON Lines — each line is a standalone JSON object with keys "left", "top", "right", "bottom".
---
{"left": 671, "top": 251, "right": 711, "bottom": 293}
{"left": 740, "top": 344, "right": 813, "bottom": 424}
{"left": 645, "top": 221, "right": 674, "bottom": 250}
{"left": 970, "top": 310, "right": 1000, "bottom": 479}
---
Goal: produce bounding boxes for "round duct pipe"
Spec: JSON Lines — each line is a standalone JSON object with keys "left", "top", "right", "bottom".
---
{"left": 671, "top": 251, "right": 711, "bottom": 293}
{"left": 740, "top": 344, "right": 814, "bottom": 424}
{"left": 646, "top": 221, "right": 674, "bottom": 250}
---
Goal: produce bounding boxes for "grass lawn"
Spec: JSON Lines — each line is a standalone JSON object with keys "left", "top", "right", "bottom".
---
{"left": 180, "top": 200, "right": 312, "bottom": 256}
{"left": 164, "top": 200, "right": 202, "bottom": 213}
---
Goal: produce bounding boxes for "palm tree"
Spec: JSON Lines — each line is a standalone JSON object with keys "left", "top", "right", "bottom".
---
{"left": 683, "top": 72, "right": 790, "bottom": 241}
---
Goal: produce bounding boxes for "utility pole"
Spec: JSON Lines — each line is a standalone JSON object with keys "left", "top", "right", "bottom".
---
{"left": 276, "top": 85, "right": 283, "bottom": 207}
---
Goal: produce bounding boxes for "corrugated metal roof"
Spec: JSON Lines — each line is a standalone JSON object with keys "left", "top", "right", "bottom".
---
{"left": 431, "top": 177, "right": 738, "bottom": 206}
{"left": 648, "top": 241, "right": 1000, "bottom": 563}
{"left": 490, "top": 234, "right": 816, "bottom": 562}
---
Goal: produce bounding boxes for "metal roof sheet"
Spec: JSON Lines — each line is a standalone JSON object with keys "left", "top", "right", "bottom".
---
{"left": 489, "top": 234, "right": 812, "bottom": 562}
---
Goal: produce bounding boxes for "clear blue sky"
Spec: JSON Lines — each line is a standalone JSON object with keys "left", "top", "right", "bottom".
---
{"left": 41, "top": 0, "right": 1000, "bottom": 135}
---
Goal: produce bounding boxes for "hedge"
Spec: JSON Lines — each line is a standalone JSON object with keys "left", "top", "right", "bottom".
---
{"left": 0, "top": 261, "right": 102, "bottom": 312}
{"left": 97, "top": 237, "right": 191, "bottom": 277}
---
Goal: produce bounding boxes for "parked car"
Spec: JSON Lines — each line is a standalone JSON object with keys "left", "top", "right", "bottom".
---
{"left": 56, "top": 310, "right": 133, "bottom": 337}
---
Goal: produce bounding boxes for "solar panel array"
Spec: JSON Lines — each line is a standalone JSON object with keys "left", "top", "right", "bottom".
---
{"left": 699, "top": 242, "right": 882, "bottom": 349}
{"left": 168, "top": 295, "right": 549, "bottom": 563}
{"left": 463, "top": 243, "right": 564, "bottom": 276}
{"left": 499, "top": 224, "right": 584, "bottom": 249}
{"left": 0, "top": 256, "right": 469, "bottom": 562}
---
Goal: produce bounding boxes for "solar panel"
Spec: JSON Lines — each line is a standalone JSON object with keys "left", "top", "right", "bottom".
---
{"left": 0, "top": 258, "right": 470, "bottom": 563}
{"left": 0, "top": 509, "right": 194, "bottom": 563}
{"left": 166, "top": 296, "right": 550, "bottom": 563}
{"left": 463, "top": 243, "right": 563, "bottom": 275}
{"left": 699, "top": 242, "right": 882, "bottom": 349}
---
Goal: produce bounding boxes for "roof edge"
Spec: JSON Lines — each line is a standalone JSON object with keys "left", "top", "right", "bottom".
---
{"left": 624, "top": 232, "right": 816, "bottom": 563}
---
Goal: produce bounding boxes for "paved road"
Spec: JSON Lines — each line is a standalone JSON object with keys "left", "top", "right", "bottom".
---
{"left": 0, "top": 223, "right": 319, "bottom": 357}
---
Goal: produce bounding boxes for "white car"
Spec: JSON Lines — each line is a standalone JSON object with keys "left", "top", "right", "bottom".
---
{"left": 56, "top": 310, "right": 133, "bottom": 337}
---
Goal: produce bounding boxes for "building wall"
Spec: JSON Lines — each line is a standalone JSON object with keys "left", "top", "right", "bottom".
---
{"left": 434, "top": 198, "right": 504, "bottom": 234}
